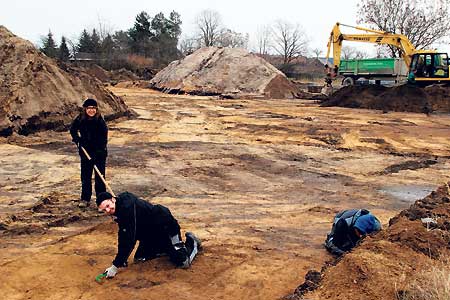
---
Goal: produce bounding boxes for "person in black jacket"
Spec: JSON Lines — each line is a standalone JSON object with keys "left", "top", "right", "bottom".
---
{"left": 96, "top": 191, "right": 202, "bottom": 278}
{"left": 70, "top": 98, "right": 108, "bottom": 208}
{"left": 324, "top": 209, "right": 381, "bottom": 255}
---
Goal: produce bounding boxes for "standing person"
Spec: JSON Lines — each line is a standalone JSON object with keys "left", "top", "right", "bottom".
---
{"left": 324, "top": 209, "right": 381, "bottom": 255}
{"left": 70, "top": 98, "right": 108, "bottom": 208}
{"left": 96, "top": 191, "right": 202, "bottom": 279}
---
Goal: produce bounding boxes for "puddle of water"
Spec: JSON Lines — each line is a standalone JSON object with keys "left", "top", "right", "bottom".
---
{"left": 378, "top": 185, "right": 435, "bottom": 202}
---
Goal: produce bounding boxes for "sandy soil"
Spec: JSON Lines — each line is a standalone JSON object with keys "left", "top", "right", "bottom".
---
{"left": 1, "top": 88, "right": 449, "bottom": 300}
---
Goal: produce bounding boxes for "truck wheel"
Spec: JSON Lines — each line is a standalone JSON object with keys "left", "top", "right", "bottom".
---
{"left": 342, "top": 77, "right": 354, "bottom": 86}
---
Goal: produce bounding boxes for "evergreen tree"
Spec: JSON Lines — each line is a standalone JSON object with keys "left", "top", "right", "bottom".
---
{"left": 151, "top": 12, "right": 169, "bottom": 38}
{"left": 91, "top": 29, "right": 101, "bottom": 53}
{"left": 58, "top": 36, "right": 71, "bottom": 61}
{"left": 128, "top": 11, "right": 153, "bottom": 55}
{"left": 40, "top": 30, "right": 58, "bottom": 58}
{"left": 168, "top": 11, "right": 182, "bottom": 39}
{"left": 101, "top": 34, "right": 115, "bottom": 55}
{"left": 150, "top": 11, "right": 182, "bottom": 65}
{"left": 77, "top": 29, "right": 92, "bottom": 53}
{"left": 112, "top": 30, "right": 131, "bottom": 53}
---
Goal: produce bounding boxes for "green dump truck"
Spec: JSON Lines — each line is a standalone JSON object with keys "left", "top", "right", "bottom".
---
{"left": 339, "top": 58, "right": 408, "bottom": 86}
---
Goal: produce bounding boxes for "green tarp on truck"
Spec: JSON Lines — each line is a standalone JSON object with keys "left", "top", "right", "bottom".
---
{"left": 339, "top": 58, "right": 408, "bottom": 85}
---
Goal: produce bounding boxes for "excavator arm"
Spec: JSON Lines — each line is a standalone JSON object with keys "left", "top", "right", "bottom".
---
{"left": 326, "top": 23, "right": 417, "bottom": 68}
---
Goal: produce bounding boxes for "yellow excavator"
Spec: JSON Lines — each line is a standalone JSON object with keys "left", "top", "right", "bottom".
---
{"left": 325, "top": 22, "right": 450, "bottom": 85}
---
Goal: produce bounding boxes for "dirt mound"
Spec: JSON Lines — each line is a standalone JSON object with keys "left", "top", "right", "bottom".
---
{"left": 289, "top": 183, "right": 450, "bottom": 300}
{"left": 295, "top": 89, "right": 328, "bottom": 101}
{"left": 149, "top": 47, "right": 298, "bottom": 99}
{"left": 81, "top": 64, "right": 110, "bottom": 82}
{"left": 80, "top": 65, "right": 141, "bottom": 84}
{"left": 0, "top": 26, "right": 130, "bottom": 136}
{"left": 114, "top": 80, "right": 151, "bottom": 88}
{"left": 110, "top": 68, "right": 140, "bottom": 82}
{"left": 321, "top": 84, "right": 450, "bottom": 113}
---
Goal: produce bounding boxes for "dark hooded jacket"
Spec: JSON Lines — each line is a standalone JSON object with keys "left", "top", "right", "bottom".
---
{"left": 111, "top": 192, "right": 181, "bottom": 267}
{"left": 70, "top": 114, "right": 108, "bottom": 158}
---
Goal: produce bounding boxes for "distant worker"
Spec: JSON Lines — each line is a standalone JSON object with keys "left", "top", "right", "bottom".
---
{"left": 324, "top": 209, "right": 381, "bottom": 255}
{"left": 325, "top": 73, "right": 333, "bottom": 87}
{"left": 333, "top": 65, "right": 339, "bottom": 78}
{"left": 70, "top": 98, "right": 108, "bottom": 208}
{"left": 415, "top": 56, "right": 425, "bottom": 77}
{"left": 96, "top": 191, "right": 202, "bottom": 279}
{"left": 324, "top": 64, "right": 333, "bottom": 87}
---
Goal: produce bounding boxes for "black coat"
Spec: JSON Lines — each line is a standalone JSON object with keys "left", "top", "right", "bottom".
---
{"left": 112, "top": 192, "right": 181, "bottom": 267}
{"left": 69, "top": 114, "right": 108, "bottom": 158}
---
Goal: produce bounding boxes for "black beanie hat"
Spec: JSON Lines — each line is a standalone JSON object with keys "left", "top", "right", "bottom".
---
{"left": 96, "top": 192, "right": 113, "bottom": 206}
{"left": 83, "top": 98, "right": 98, "bottom": 108}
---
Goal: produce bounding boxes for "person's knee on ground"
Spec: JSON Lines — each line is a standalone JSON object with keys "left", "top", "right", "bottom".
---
{"left": 133, "top": 240, "right": 167, "bottom": 263}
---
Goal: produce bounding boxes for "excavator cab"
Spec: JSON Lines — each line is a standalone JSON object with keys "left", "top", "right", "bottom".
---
{"left": 409, "top": 53, "right": 449, "bottom": 83}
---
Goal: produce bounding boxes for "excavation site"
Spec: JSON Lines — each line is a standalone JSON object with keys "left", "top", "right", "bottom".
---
{"left": 1, "top": 19, "right": 450, "bottom": 300}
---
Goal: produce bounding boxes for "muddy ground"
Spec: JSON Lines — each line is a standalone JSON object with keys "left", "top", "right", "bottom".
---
{"left": 1, "top": 88, "right": 449, "bottom": 300}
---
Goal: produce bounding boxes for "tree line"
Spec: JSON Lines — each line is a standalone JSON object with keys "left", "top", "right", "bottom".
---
{"left": 40, "top": 10, "right": 182, "bottom": 70}
{"left": 39, "top": 1, "right": 450, "bottom": 73}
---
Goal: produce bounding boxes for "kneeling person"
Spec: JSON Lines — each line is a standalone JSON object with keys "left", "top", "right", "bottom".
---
{"left": 324, "top": 209, "right": 381, "bottom": 256}
{"left": 96, "top": 191, "right": 202, "bottom": 278}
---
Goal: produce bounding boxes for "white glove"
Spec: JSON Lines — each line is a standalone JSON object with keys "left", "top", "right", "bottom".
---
{"left": 105, "top": 265, "right": 118, "bottom": 278}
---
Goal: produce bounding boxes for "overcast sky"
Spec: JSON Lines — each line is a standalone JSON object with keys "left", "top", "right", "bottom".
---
{"left": 1, "top": 0, "right": 449, "bottom": 56}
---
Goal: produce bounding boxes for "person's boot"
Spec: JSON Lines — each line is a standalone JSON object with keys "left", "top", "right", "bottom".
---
{"left": 184, "top": 232, "right": 202, "bottom": 267}
{"left": 78, "top": 201, "right": 89, "bottom": 208}
{"left": 185, "top": 232, "right": 202, "bottom": 251}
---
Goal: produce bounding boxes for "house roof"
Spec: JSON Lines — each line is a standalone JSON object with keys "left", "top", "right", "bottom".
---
{"left": 70, "top": 52, "right": 96, "bottom": 61}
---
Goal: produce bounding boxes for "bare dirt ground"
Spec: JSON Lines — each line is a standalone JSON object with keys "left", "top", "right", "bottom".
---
{"left": 1, "top": 87, "right": 449, "bottom": 300}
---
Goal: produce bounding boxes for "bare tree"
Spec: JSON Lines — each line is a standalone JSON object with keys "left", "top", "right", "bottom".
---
{"left": 341, "top": 46, "right": 356, "bottom": 60}
{"left": 216, "top": 29, "right": 249, "bottom": 49}
{"left": 96, "top": 14, "right": 115, "bottom": 40}
{"left": 375, "top": 46, "right": 391, "bottom": 58}
{"left": 354, "top": 50, "right": 368, "bottom": 59}
{"left": 342, "top": 46, "right": 368, "bottom": 59}
{"left": 195, "top": 9, "right": 222, "bottom": 47}
{"left": 311, "top": 48, "right": 323, "bottom": 59}
{"left": 255, "top": 25, "right": 272, "bottom": 56}
{"left": 357, "top": 0, "right": 450, "bottom": 57}
{"left": 271, "top": 20, "right": 309, "bottom": 65}
{"left": 178, "top": 35, "right": 199, "bottom": 56}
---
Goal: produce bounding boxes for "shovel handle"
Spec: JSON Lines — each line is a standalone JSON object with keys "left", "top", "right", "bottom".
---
{"left": 79, "top": 146, "right": 116, "bottom": 198}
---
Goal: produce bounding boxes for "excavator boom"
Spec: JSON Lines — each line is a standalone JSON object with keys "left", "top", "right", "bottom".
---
{"left": 326, "top": 23, "right": 416, "bottom": 68}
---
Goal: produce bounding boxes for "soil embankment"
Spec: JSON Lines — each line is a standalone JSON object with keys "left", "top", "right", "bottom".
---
{"left": 322, "top": 84, "right": 450, "bottom": 113}
{"left": 290, "top": 183, "right": 450, "bottom": 300}
{"left": 0, "top": 26, "right": 130, "bottom": 137}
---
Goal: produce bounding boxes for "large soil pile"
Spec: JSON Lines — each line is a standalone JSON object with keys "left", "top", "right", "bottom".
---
{"left": 149, "top": 47, "right": 297, "bottom": 99}
{"left": 289, "top": 183, "right": 450, "bottom": 300}
{"left": 81, "top": 65, "right": 141, "bottom": 83}
{"left": 0, "top": 26, "right": 130, "bottom": 136}
{"left": 321, "top": 84, "right": 450, "bottom": 113}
